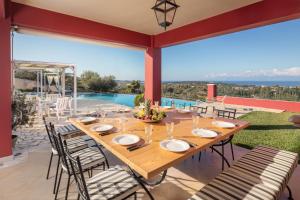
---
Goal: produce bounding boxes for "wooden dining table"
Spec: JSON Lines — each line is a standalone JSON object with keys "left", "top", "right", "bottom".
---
{"left": 69, "top": 109, "right": 249, "bottom": 181}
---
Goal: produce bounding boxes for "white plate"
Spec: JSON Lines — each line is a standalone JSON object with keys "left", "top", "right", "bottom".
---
{"left": 90, "top": 124, "right": 113, "bottom": 132}
{"left": 77, "top": 117, "right": 96, "bottom": 123}
{"left": 212, "top": 121, "right": 236, "bottom": 128}
{"left": 178, "top": 109, "right": 191, "bottom": 114}
{"left": 112, "top": 134, "right": 140, "bottom": 146}
{"left": 192, "top": 129, "right": 218, "bottom": 138}
{"left": 119, "top": 108, "right": 131, "bottom": 113}
{"left": 160, "top": 139, "right": 190, "bottom": 152}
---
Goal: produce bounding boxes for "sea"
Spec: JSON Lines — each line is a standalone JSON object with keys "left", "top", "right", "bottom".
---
{"left": 217, "top": 81, "right": 300, "bottom": 87}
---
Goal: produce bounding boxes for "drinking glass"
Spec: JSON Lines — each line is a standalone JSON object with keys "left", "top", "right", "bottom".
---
{"left": 192, "top": 115, "right": 199, "bottom": 129}
{"left": 119, "top": 117, "right": 127, "bottom": 133}
{"left": 144, "top": 125, "right": 153, "bottom": 144}
{"left": 99, "top": 110, "right": 107, "bottom": 122}
{"left": 166, "top": 122, "right": 174, "bottom": 140}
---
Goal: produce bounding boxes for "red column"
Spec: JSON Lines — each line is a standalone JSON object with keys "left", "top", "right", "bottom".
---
{"left": 144, "top": 47, "right": 161, "bottom": 104}
{"left": 207, "top": 84, "right": 217, "bottom": 101}
{"left": 0, "top": 16, "right": 12, "bottom": 158}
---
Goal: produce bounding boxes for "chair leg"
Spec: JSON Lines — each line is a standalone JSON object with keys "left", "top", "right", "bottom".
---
{"left": 53, "top": 157, "right": 61, "bottom": 194}
{"left": 46, "top": 152, "right": 53, "bottom": 179}
{"left": 137, "top": 181, "right": 154, "bottom": 200}
{"left": 287, "top": 185, "right": 293, "bottom": 200}
{"left": 65, "top": 175, "right": 71, "bottom": 200}
{"left": 230, "top": 141, "right": 235, "bottom": 160}
{"left": 55, "top": 168, "right": 63, "bottom": 200}
{"left": 221, "top": 143, "right": 224, "bottom": 171}
{"left": 198, "top": 152, "right": 202, "bottom": 162}
{"left": 77, "top": 194, "right": 80, "bottom": 200}
{"left": 134, "top": 192, "right": 137, "bottom": 200}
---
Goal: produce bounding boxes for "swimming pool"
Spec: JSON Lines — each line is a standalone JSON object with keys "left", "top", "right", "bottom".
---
{"left": 77, "top": 93, "right": 196, "bottom": 108}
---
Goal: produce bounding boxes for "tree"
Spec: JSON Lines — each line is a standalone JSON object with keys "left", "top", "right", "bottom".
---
{"left": 127, "top": 80, "right": 141, "bottom": 94}
{"left": 15, "top": 70, "right": 37, "bottom": 81}
{"left": 100, "top": 75, "right": 117, "bottom": 92}
{"left": 80, "top": 70, "right": 100, "bottom": 90}
{"left": 79, "top": 71, "right": 117, "bottom": 92}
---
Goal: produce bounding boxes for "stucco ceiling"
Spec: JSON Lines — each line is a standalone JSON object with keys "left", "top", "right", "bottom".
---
{"left": 13, "top": 0, "right": 262, "bottom": 35}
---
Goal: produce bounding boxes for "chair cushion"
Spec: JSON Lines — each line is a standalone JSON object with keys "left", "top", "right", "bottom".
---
{"left": 56, "top": 124, "right": 82, "bottom": 136}
{"left": 87, "top": 165, "right": 140, "bottom": 200}
{"left": 189, "top": 146, "right": 298, "bottom": 200}
{"left": 66, "top": 137, "right": 88, "bottom": 153}
{"left": 70, "top": 147, "right": 105, "bottom": 170}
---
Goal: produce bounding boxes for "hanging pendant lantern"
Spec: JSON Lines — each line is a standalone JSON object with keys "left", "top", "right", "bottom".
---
{"left": 152, "top": 0, "right": 179, "bottom": 30}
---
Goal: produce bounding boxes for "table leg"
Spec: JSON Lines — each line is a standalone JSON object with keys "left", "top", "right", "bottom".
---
{"left": 210, "top": 146, "right": 230, "bottom": 170}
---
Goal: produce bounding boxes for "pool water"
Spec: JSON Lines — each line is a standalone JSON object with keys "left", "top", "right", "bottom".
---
{"left": 78, "top": 93, "right": 196, "bottom": 108}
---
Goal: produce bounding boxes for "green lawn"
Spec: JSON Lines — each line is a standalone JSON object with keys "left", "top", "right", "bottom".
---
{"left": 233, "top": 111, "right": 300, "bottom": 161}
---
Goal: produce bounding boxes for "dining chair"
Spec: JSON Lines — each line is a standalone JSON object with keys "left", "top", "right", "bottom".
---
{"left": 213, "top": 107, "right": 237, "bottom": 119}
{"left": 51, "top": 125, "right": 109, "bottom": 200}
{"left": 210, "top": 107, "right": 237, "bottom": 169}
{"left": 197, "top": 106, "right": 208, "bottom": 114}
{"left": 65, "top": 144, "right": 154, "bottom": 200}
{"left": 43, "top": 117, "right": 90, "bottom": 194}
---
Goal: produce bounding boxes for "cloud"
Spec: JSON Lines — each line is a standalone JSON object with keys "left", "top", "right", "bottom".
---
{"left": 205, "top": 67, "right": 300, "bottom": 80}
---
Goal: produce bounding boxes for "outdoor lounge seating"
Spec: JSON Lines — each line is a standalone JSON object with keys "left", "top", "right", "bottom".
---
{"left": 189, "top": 146, "right": 298, "bottom": 200}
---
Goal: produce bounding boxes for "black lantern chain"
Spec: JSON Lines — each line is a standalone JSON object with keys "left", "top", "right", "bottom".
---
{"left": 152, "top": 0, "right": 179, "bottom": 30}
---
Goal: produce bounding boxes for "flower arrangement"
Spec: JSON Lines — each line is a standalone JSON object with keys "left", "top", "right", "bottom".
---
{"left": 133, "top": 99, "right": 166, "bottom": 122}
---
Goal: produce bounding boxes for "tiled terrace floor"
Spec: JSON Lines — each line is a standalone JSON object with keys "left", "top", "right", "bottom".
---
{"left": 0, "top": 144, "right": 299, "bottom": 200}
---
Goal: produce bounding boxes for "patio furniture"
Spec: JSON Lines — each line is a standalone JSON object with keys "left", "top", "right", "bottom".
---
{"left": 51, "top": 128, "right": 109, "bottom": 200}
{"left": 48, "top": 97, "right": 73, "bottom": 119}
{"left": 189, "top": 146, "right": 298, "bottom": 200}
{"left": 68, "top": 110, "right": 249, "bottom": 183}
{"left": 288, "top": 115, "right": 300, "bottom": 127}
{"left": 43, "top": 117, "right": 88, "bottom": 178}
{"left": 210, "top": 107, "right": 237, "bottom": 168}
{"left": 213, "top": 107, "right": 237, "bottom": 119}
{"left": 46, "top": 93, "right": 61, "bottom": 103}
{"left": 65, "top": 145, "right": 154, "bottom": 200}
{"left": 43, "top": 118, "right": 90, "bottom": 194}
{"left": 197, "top": 106, "right": 208, "bottom": 114}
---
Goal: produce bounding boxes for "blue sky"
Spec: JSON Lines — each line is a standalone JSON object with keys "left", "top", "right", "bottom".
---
{"left": 14, "top": 19, "right": 300, "bottom": 81}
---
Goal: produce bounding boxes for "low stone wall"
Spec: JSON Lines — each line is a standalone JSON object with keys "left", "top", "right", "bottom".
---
{"left": 217, "top": 96, "right": 300, "bottom": 112}
{"left": 15, "top": 78, "right": 36, "bottom": 90}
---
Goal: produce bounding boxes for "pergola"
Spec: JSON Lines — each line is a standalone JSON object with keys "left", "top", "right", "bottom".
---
{"left": 1, "top": 0, "right": 300, "bottom": 159}
{"left": 13, "top": 60, "right": 77, "bottom": 97}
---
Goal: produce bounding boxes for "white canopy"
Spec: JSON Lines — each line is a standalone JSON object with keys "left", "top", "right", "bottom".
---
{"left": 12, "top": 60, "right": 77, "bottom": 113}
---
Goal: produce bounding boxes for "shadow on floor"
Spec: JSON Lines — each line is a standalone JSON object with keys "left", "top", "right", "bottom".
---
{"left": 246, "top": 124, "right": 297, "bottom": 130}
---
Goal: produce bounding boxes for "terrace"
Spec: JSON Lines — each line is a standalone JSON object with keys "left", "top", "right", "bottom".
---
{"left": 1, "top": 0, "right": 300, "bottom": 200}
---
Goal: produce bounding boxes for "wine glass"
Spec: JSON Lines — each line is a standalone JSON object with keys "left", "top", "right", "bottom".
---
{"left": 144, "top": 125, "right": 153, "bottom": 144}
{"left": 166, "top": 122, "right": 174, "bottom": 140}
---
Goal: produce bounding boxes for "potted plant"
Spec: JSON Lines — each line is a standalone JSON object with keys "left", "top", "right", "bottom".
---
{"left": 11, "top": 92, "right": 34, "bottom": 148}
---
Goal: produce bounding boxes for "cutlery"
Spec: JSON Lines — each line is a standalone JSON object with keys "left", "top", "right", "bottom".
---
{"left": 127, "top": 144, "right": 146, "bottom": 151}
{"left": 179, "top": 139, "right": 197, "bottom": 147}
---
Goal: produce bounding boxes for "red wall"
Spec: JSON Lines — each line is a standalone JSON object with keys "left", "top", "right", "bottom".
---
{"left": 0, "top": 16, "right": 12, "bottom": 158}
{"left": 11, "top": 3, "right": 151, "bottom": 48}
{"left": 207, "top": 84, "right": 217, "bottom": 101}
{"left": 144, "top": 47, "right": 161, "bottom": 103}
{"left": 218, "top": 96, "right": 300, "bottom": 112}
